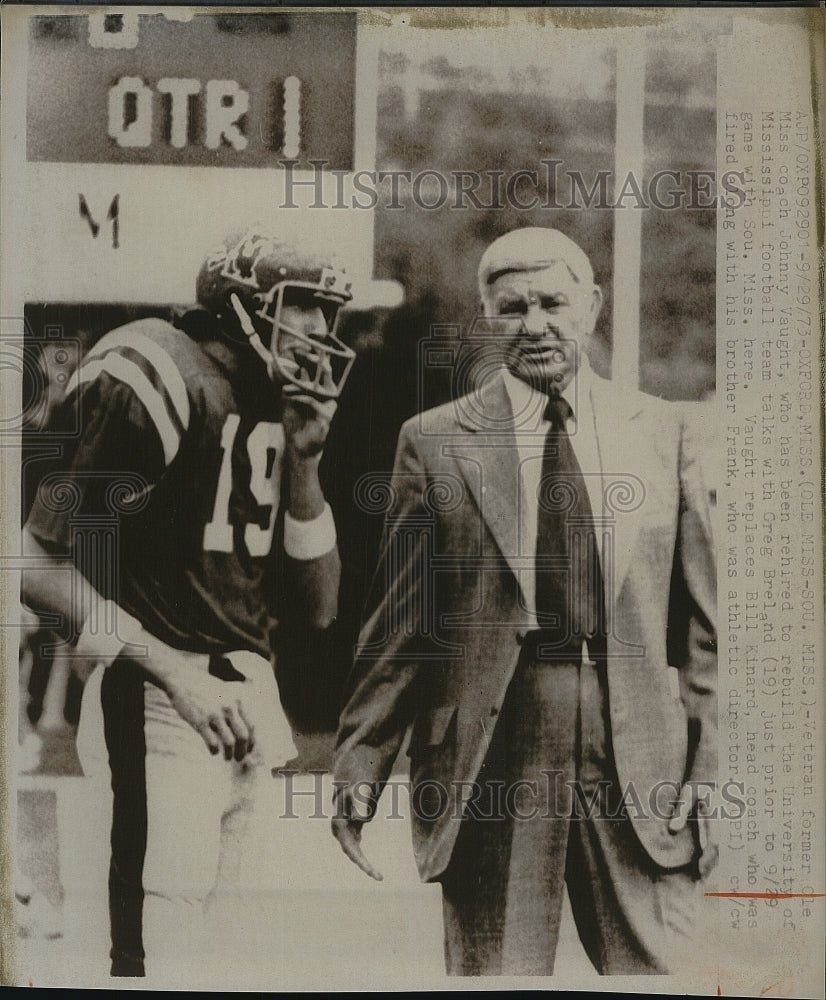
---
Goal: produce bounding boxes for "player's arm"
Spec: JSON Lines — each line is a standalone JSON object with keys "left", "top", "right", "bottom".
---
{"left": 281, "top": 389, "right": 340, "bottom": 628}
{"left": 22, "top": 361, "right": 254, "bottom": 759}
{"left": 21, "top": 527, "right": 255, "bottom": 761}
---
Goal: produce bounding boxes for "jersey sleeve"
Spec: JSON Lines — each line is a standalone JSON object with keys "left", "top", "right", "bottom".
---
{"left": 26, "top": 344, "right": 189, "bottom": 556}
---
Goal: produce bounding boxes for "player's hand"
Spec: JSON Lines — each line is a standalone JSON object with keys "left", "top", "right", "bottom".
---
{"left": 164, "top": 665, "right": 256, "bottom": 762}
{"left": 331, "top": 816, "right": 383, "bottom": 882}
{"left": 281, "top": 363, "right": 337, "bottom": 460}
{"left": 667, "top": 779, "right": 719, "bottom": 878}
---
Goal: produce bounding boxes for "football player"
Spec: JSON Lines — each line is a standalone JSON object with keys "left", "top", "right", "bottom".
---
{"left": 21, "top": 226, "right": 356, "bottom": 980}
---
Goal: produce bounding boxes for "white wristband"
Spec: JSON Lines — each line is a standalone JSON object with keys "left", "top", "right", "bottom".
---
{"left": 76, "top": 598, "right": 144, "bottom": 669}
{"left": 283, "top": 503, "right": 337, "bottom": 561}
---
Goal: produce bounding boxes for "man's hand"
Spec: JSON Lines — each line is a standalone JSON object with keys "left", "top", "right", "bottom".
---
{"left": 281, "top": 365, "right": 337, "bottom": 461}
{"left": 331, "top": 816, "right": 384, "bottom": 882}
{"left": 668, "top": 780, "right": 719, "bottom": 879}
{"left": 163, "top": 664, "right": 256, "bottom": 761}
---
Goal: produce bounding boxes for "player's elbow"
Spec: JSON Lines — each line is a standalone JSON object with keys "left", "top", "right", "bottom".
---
{"left": 306, "top": 581, "right": 339, "bottom": 629}
{"left": 309, "top": 605, "right": 337, "bottom": 631}
{"left": 291, "top": 547, "right": 340, "bottom": 629}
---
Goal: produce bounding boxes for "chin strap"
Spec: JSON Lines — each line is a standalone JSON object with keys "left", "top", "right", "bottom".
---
{"left": 229, "top": 293, "right": 276, "bottom": 375}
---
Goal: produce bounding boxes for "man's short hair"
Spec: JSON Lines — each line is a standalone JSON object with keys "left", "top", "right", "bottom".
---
{"left": 477, "top": 227, "right": 595, "bottom": 298}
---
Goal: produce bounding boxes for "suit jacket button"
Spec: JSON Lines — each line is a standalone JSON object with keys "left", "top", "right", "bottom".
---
{"left": 490, "top": 706, "right": 498, "bottom": 717}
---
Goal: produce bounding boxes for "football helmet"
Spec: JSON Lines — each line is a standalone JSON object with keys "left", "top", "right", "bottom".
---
{"left": 196, "top": 225, "right": 356, "bottom": 400}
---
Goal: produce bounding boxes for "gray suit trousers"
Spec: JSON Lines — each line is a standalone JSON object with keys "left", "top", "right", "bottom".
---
{"left": 439, "top": 648, "right": 701, "bottom": 976}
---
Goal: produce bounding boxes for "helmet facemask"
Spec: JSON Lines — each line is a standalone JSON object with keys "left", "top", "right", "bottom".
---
{"left": 227, "top": 282, "right": 355, "bottom": 402}
{"left": 255, "top": 282, "right": 355, "bottom": 401}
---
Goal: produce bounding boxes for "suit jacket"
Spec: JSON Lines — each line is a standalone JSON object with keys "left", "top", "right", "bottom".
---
{"left": 334, "top": 369, "right": 717, "bottom": 882}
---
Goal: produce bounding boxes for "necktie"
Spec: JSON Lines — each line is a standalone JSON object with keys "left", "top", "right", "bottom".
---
{"left": 535, "top": 395, "right": 605, "bottom": 657}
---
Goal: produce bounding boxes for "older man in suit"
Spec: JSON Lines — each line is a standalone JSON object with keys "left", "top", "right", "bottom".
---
{"left": 332, "top": 227, "right": 717, "bottom": 976}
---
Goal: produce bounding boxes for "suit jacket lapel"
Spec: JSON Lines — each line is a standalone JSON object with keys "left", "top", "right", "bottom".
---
{"left": 589, "top": 374, "right": 645, "bottom": 601}
{"left": 451, "top": 370, "right": 652, "bottom": 609}
{"left": 450, "top": 375, "right": 526, "bottom": 604}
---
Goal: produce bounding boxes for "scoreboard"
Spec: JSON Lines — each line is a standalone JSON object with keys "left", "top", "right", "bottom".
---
{"left": 27, "top": 12, "right": 356, "bottom": 169}
{"left": 11, "top": 10, "right": 397, "bottom": 307}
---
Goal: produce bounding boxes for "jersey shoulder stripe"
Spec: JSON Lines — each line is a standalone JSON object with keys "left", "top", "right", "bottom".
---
{"left": 86, "top": 326, "right": 190, "bottom": 430}
{"left": 67, "top": 353, "right": 182, "bottom": 466}
{"left": 65, "top": 320, "right": 194, "bottom": 468}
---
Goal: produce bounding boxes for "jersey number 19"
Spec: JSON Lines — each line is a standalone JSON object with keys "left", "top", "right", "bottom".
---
{"left": 203, "top": 414, "right": 284, "bottom": 557}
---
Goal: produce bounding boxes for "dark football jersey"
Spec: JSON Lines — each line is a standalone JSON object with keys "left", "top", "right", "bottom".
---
{"left": 26, "top": 316, "right": 293, "bottom": 658}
